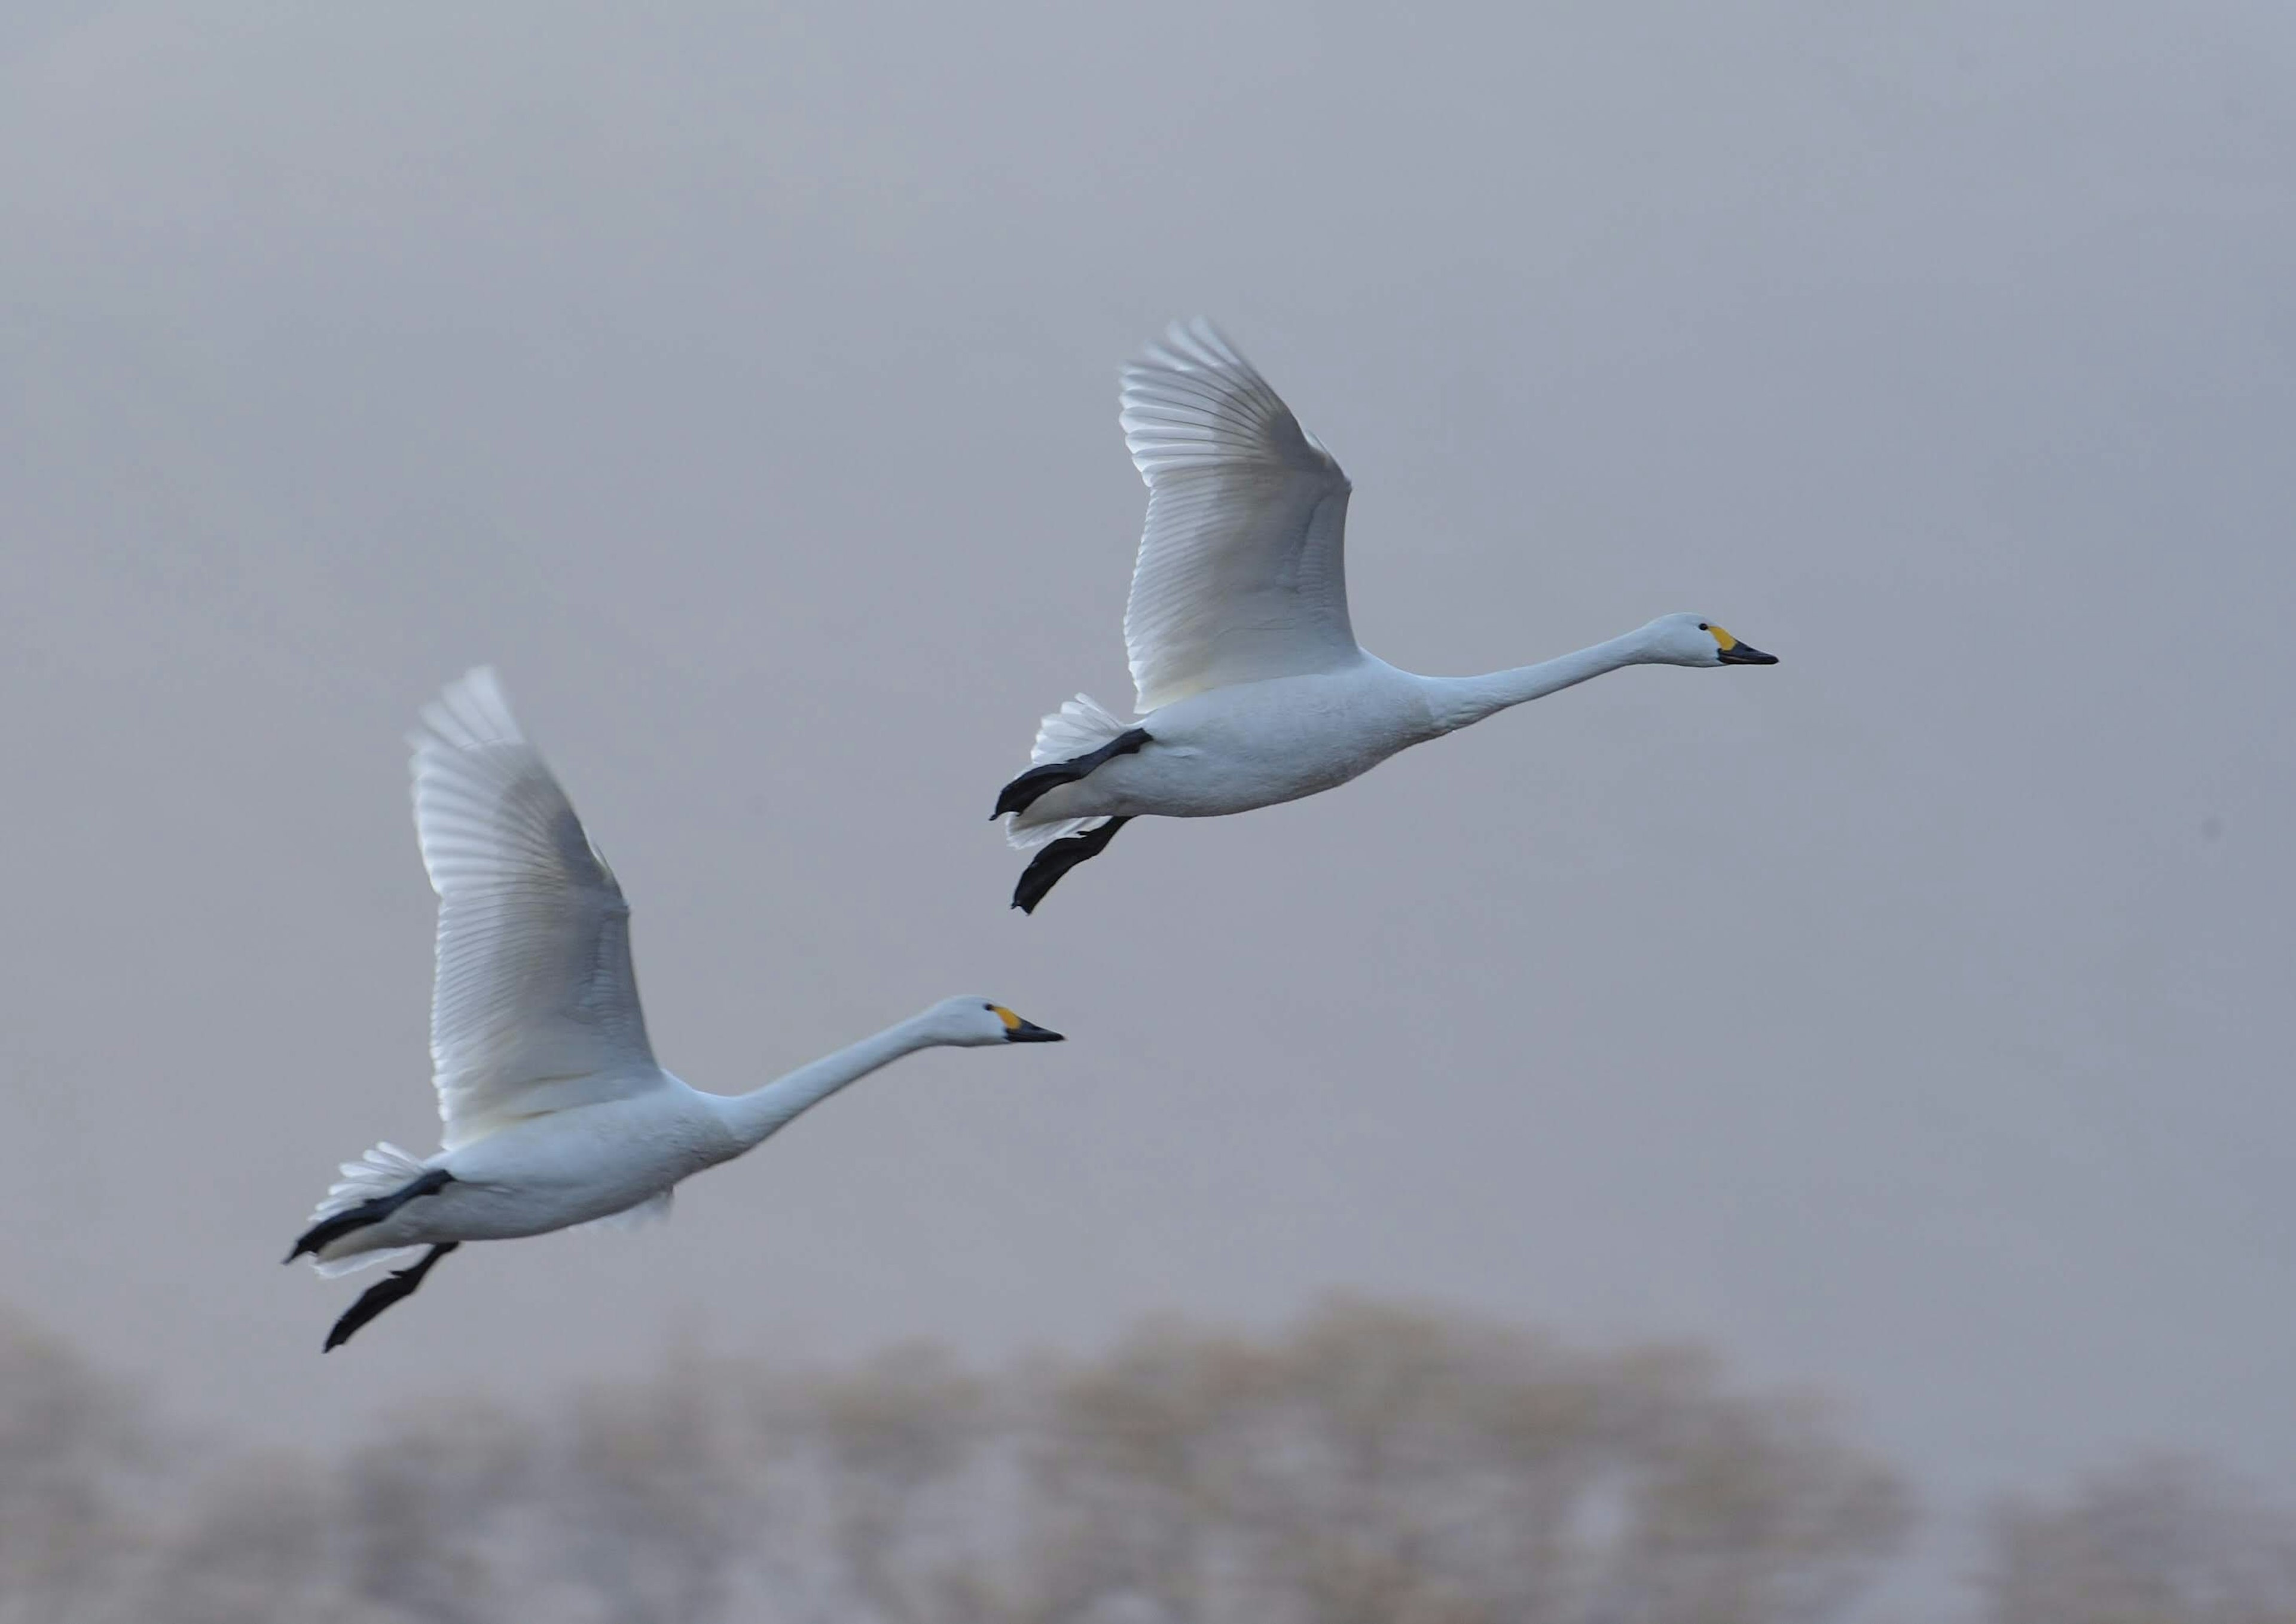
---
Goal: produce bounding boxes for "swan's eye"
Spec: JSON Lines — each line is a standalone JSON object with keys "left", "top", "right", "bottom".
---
{"left": 1697, "top": 622, "right": 1709, "bottom": 631}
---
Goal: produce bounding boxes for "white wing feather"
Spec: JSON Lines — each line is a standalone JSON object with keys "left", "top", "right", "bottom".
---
{"left": 410, "top": 669, "right": 664, "bottom": 1149}
{"left": 1118, "top": 320, "right": 1357, "bottom": 713}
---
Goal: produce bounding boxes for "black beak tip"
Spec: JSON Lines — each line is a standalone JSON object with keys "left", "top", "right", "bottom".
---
{"left": 1722, "top": 644, "right": 1779, "bottom": 666}
{"left": 1006, "top": 1021, "right": 1065, "bottom": 1043}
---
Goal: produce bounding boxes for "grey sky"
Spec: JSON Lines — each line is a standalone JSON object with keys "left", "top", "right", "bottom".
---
{"left": 3, "top": 0, "right": 2292, "bottom": 1609}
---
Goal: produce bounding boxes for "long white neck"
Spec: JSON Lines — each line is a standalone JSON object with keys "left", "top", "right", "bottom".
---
{"left": 712, "top": 1014, "right": 942, "bottom": 1152}
{"left": 1419, "top": 629, "right": 1652, "bottom": 735}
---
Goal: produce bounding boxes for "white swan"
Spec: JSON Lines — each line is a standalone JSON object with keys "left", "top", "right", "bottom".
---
{"left": 289, "top": 668, "right": 1063, "bottom": 1350}
{"left": 996, "top": 320, "right": 1779, "bottom": 911}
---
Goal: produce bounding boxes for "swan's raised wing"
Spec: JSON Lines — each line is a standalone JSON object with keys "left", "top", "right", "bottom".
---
{"left": 1119, "top": 320, "right": 1357, "bottom": 714}
{"left": 410, "top": 669, "right": 663, "bottom": 1149}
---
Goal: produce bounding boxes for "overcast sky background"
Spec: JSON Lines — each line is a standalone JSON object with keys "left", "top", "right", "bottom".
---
{"left": 4, "top": 1, "right": 2292, "bottom": 1612}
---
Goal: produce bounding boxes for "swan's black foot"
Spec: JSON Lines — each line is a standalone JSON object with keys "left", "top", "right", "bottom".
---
{"left": 324, "top": 1242, "right": 460, "bottom": 1353}
{"left": 284, "top": 1168, "right": 453, "bottom": 1263}
{"left": 1012, "top": 817, "right": 1132, "bottom": 915}
{"left": 993, "top": 729, "right": 1152, "bottom": 820}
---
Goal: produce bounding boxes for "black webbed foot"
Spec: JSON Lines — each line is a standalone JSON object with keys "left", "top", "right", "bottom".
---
{"left": 1012, "top": 817, "right": 1132, "bottom": 914}
{"left": 323, "top": 1242, "right": 459, "bottom": 1352}
{"left": 993, "top": 729, "right": 1152, "bottom": 820}
{"left": 285, "top": 1168, "right": 453, "bottom": 1263}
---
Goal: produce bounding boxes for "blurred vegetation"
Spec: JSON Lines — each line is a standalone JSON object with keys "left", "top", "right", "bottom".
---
{"left": 0, "top": 1296, "right": 2282, "bottom": 1623}
{"left": 1981, "top": 1454, "right": 2296, "bottom": 1624}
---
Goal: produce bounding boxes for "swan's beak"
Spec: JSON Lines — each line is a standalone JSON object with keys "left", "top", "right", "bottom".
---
{"left": 1003, "top": 1019, "right": 1065, "bottom": 1043}
{"left": 1718, "top": 641, "right": 1778, "bottom": 666}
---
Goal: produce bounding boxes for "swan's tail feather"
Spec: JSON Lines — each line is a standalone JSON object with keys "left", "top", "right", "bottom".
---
{"left": 1029, "top": 692, "right": 1130, "bottom": 766}
{"left": 999, "top": 694, "right": 1144, "bottom": 847}
{"left": 1007, "top": 812, "right": 1111, "bottom": 854}
{"left": 312, "top": 1245, "right": 423, "bottom": 1280}
{"left": 292, "top": 1143, "right": 436, "bottom": 1276}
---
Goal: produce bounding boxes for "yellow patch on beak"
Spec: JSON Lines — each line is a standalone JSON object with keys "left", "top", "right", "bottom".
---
{"left": 991, "top": 1005, "right": 1024, "bottom": 1031}
{"left": 1708, "top": 625, "right": 1739, "bottom": 652}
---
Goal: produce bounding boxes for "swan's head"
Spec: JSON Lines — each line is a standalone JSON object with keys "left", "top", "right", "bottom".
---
{"left": 1642, "top": 613, "right": 1779, "bottom": 668}
{"left": 923, "top": 996, "right": 1065, "bottom": 1048}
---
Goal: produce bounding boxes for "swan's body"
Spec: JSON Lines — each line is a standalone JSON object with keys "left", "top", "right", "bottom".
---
{"left": 1018, "top": 663, "right": 1428, "bottom": 823}
{"left": 291, "top": 669, "right": 1061, "bottom": 1349}
{"left": 998, "top": 321, "right": 1778, "bottom": 910}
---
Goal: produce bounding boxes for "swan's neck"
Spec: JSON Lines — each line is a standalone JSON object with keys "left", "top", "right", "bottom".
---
{"left": 1422, "top": 630, "right": 1652, "bottom": 734}
{"left": 713, "top": 1015, "right": 940, "bottom": 1152}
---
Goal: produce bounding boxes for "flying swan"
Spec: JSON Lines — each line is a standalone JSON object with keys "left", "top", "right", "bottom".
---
{"left": 289, "top": 668, "right": 1063, "bottom": 1350}
{"left": 996, "top": 319, "right": 1780, "bottom": 911}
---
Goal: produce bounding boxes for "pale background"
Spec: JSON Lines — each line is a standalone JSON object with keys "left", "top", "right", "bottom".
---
{"left": 2, "top": 0, "right": 2291, "bottom": 1610}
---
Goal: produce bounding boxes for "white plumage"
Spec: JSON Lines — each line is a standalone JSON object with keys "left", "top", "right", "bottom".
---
{"left": 411, "top": 668, "right": 661, "bottom": 1150}
{"left": 997, "top": 320, "right": 1779, "bottom": 911}
{"left": 291, "top": 669, "right": 1064, "bottom": 1349}
{"left": 1119, "top": 320, "right": 1357, "bottom": 712}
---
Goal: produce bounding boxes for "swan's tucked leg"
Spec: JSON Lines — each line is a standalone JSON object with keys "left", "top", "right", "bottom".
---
{"left": 323, "top": 1242, "right": 459, "bottom": 1353}
{"left": 993, "top": 728, "right": 1153, "bottom": 820}
{"left": 1012, "top": 816, "right": 1132, "bottom": 914}
{"left": 283, "top": 1168, "right": 454, "bottom": 1264}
